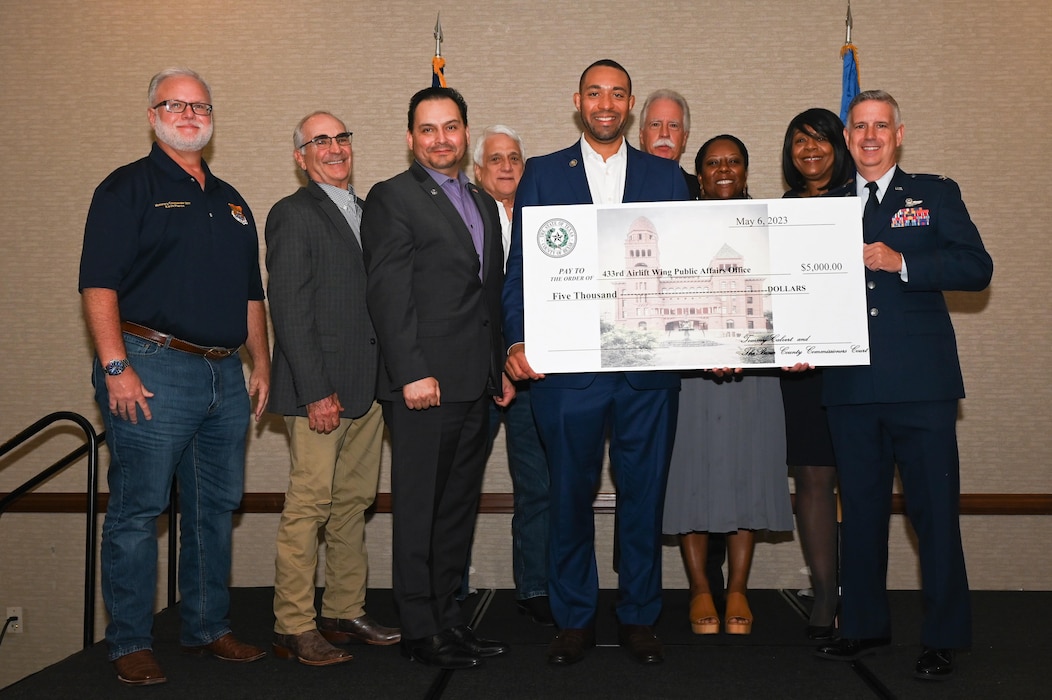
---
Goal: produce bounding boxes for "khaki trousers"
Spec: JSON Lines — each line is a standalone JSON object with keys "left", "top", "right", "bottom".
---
{"left": 273, "top": 402, "right": 384, "bottom": 634}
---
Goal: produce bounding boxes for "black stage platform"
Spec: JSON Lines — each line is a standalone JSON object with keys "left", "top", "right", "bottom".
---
{"left": 2, "top": 588, "right": 1046, "bottom": 699}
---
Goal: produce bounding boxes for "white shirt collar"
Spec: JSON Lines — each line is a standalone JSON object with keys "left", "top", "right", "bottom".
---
{"left": 855, "top": 165, "right": 897, "bottom": 202}
{"left": 580, "top": 135, "right": 628, "bottom": 205}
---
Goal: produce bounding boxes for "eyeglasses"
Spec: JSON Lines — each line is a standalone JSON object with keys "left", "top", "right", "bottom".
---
{"left": 297, "top": 132, "right": 353, "bottom": 149}
{"left": 153, "top": 100, "right": 213, "bottom": 116}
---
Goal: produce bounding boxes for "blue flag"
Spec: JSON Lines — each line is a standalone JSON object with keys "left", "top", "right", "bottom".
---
{"left": 840, "top": 44, "right": 859, "bottom": 124}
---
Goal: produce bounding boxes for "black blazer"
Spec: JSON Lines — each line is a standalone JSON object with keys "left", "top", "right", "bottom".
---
{"left": 265, "top": 181, "right": 379, "bottom": 418}
{"left": 362, "top": 162, "right": 504, "bottom": 403}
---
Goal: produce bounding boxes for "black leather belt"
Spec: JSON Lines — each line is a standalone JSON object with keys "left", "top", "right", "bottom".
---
{"left": 121, "top": 321, "right": 240, "bottom": 359}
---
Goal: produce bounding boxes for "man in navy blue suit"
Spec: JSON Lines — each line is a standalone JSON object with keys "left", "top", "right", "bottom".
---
{"left": 502, "top": 59, "right": 688, "bottom": 666}
{"left": 815, "top": 90, "right": 992, "bottom": 681}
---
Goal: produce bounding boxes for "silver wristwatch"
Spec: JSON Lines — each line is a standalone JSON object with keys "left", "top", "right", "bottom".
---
{"left": 104, "top": 359, "right": 130, "bottom": 376}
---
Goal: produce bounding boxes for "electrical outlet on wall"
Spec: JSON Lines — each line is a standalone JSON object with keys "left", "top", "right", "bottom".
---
{"left": 6, "top": 607, "right": 23, "bottom": 634}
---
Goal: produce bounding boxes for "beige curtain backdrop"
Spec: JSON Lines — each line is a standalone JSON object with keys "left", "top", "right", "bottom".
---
{"left": 1, "top": 0, "right": 1049, "bottom": 687}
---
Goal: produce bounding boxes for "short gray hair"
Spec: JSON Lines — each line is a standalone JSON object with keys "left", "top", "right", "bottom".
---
{"left": 847, "top": 89, "right": 901, "bottom": 125}
{"left": 472, "top": 124, "right": 525, "bottom": 166}
{"left": 293, "top": 110, "right": 346, "bottom": 150}
{"left": 639, "top": 89, "right": 690, "bottom": 134}
{"left": 148, "top": 67, "right": 211, "bottom": 106}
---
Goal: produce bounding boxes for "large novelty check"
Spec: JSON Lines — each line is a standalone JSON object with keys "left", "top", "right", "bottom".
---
{"left": 520, "top": 197, "right": 871, "bottom": 372}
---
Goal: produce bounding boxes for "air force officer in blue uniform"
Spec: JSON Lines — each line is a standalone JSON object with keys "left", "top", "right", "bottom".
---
{"left": 816, "top": 90, "right": 993, "bottom": 681}
{"left": 502, "top": 60, "right": 688, "bottom": 666}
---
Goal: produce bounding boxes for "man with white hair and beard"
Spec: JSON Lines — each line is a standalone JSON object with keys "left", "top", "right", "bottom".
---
{"left": 80, "top": 67, "right": 271, "bottom": 686}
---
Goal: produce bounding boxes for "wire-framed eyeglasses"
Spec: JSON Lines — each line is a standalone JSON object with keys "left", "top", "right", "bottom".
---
{"left": 297, "top": 132, "right": 353, "bottom": 149}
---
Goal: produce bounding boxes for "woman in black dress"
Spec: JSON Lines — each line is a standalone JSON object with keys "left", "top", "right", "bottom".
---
{"left": 779, "top": 108, "right": 854, "bottom": 639}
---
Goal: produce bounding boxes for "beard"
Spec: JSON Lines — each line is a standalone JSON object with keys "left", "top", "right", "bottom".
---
{"left": 582, "top": 112, "right": 625, "bottom": 144}
{"left": 153, "top": 118, "right": 213, "bottom": 152}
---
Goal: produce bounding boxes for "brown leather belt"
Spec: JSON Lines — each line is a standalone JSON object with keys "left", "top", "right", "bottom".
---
{"left": 120, "top": 321, "right": 240, "bottom": 359}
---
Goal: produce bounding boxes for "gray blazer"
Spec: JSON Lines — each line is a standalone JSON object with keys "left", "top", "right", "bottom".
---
{"left": 265, "top": 181, "right": 378, "bottom": 418}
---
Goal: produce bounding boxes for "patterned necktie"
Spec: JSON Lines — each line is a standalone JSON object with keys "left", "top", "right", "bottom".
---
{"left": 348, "top": 190, "right": 363, "bottom": 245}
{"left": 349, "top": 191, "right": 363, "bottom": 221}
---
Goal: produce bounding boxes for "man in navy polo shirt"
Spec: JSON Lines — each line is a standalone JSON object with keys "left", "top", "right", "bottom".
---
{"left": 79, "top": 67, "right": 271, "bottom": 686}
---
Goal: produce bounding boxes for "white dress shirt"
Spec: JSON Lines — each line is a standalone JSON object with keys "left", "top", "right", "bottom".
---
{"left": 581, "top": 135, "right": 627, "bottom": 205}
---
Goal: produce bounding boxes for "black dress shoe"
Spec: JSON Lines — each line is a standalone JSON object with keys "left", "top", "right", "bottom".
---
{"left": 401, "top": 633, "right": 482, "bottom": 670}
{"left": 547, "top": 628, "right": 595, "bottom": 665}
{"left": 815, "top": 637, "right": 891, "bottom": 661}
{"left": 807, "top": 624, "right": 837, "bottom": 641}
{"left": 447, "top": 625, "right": 509, "bottom": 658}
{"left": 618, "top": 624, "right": 664, "bottom": 665}
{"left": 516, "top": 596, "right": 555, "bottom": 626}
{"left": 914, "top": 647, "right": 954, "bottom": 681}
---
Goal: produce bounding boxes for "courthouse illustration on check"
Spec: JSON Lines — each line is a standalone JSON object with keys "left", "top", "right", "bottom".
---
{"left": 520, "top": 198, "right": 871, "bottom": 373}
{"left": 604, "top": 214, "right": 772, "bottom": 366}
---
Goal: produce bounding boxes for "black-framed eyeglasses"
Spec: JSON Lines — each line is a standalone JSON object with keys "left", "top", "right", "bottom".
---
{"left": 153, "top": 100, "right": 213, "bottom": 116}
{"left": 297, "top": 132, "right": 353, "bottom": 149}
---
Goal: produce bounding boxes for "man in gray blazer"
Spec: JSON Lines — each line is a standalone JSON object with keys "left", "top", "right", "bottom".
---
{"left": 266, "top": 111, "right": 400, "bottom": 666}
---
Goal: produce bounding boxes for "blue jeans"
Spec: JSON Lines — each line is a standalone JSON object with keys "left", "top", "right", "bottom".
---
{"left": 95, "top": 335, "right": 250, "bottom": 659}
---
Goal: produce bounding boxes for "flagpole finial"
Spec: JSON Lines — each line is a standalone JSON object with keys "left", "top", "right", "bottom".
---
{"left": 434, "top": 13, "right": 443, "bottom": 57}
{"left": 845, "top": 1, "right": 853, "bottom": 45}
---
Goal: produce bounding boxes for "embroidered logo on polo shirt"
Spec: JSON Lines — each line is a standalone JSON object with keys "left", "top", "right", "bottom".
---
{"left": 229, "top": 203, "right": 249, "bottom": 225}
{"left": 155, "top": 201, "right": 191, "bottom": 208}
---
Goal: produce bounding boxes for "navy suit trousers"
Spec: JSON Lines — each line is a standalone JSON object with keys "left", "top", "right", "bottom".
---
{"left": 827, "top": 400, "right": 972, "bottom": 649}
{"left": 532, "top": 373, "right": 678, "bottom": 629}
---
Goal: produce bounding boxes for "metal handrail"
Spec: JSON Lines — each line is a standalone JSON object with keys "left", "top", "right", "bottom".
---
{"left": 0, "top": 412, "right": 101, "bottom": 649}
